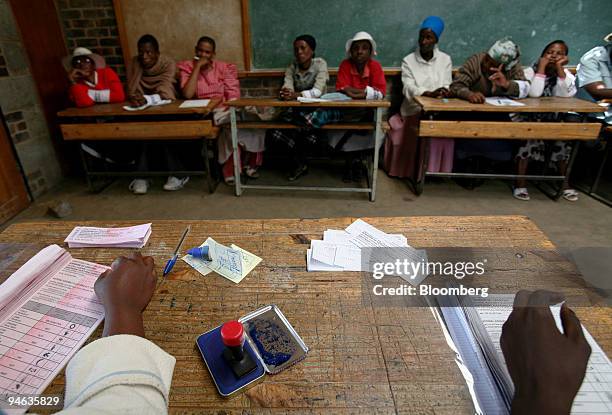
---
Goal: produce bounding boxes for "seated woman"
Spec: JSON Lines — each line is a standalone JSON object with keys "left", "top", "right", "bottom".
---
{"left": 126, "top": 34, "right": 187, "bottom": 194}
{"left": 269, "top": 34, "right": 329, "bottom": 181}
{"left": 388, "top": 16, "right": 452, "bottom": 180}
{"left": 178, "top": 36, "right": 264, "bottom": 184}
{"left": 67, "top": 47, "right": 125, "bottom": 107}
{"left": 514, "top": 40, "right": 578, "bottom": 201}
{"left": 305, "top": 32, "right": 387, "bottom": 182}
{"left": 449, "top": 38, "right": 530, "bottom": 175}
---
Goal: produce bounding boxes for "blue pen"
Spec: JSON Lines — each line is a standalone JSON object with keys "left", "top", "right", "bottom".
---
{"left": 162, "top": 226, "right": 190, "bottom": 278}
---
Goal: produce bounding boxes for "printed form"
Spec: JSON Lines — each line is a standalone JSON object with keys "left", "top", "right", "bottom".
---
{"left": 0, "top": 245, "right": 107, "bottom": 414}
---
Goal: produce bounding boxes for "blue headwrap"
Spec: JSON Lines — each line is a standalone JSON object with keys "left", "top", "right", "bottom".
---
{"left": 421, "top": 16, "right": 445, "bottom": 41}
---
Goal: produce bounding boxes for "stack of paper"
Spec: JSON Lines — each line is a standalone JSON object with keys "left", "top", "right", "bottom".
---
{"left": 182, "top": 237, "right": 262, "bottom": 284}
{"left": 432, "top": 294, "right": 612, "bottom": 414}
{"left": 64, "top": 223, "right": 152, "bottom": 248}
{"left": 307, "top": 219, "right": 419, "bottom": 272}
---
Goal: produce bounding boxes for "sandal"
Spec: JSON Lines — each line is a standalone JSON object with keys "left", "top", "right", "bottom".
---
{"left": 562, "top": 189, "right": 579, "bottom": 202}
{"left": 513, "top": 187, "right": 530, "bottom": 201}
{"left": 245, "top": 167, "right": 259, "bottom": 179}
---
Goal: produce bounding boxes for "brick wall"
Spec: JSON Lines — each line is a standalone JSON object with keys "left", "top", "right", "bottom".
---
{"left": 0, "top": 0, "right": 62, "bottom": 198}
{"left": 56, "top": 0, "right": 125, "bottom": 78}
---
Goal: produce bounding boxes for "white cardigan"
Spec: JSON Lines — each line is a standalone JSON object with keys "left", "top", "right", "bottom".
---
{"left": 523, "top": 66, "right": 577, "bottom": 97}
{"left": 56, "top": 335, "right": 175, "bottom": 415}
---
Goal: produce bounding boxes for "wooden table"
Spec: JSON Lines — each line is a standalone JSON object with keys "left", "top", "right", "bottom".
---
{"left": 57, "top": 99, "right": 222, "bottom": 193}
{"left": 227, "top": 98, "right": 391, "bottom": 202}
{"left": 1, "top": 216, "right": 610, "bottom": 414}
{"left": 413, "top": 96, "right": 604, "bottom": 198}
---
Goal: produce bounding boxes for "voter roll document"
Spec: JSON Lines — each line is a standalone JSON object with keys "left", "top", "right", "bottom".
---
{"left": 0, "top": 245, "right": 107, "bottom": 414}
{"left": 64, "top": 223, "right": 152, "bottom": 248}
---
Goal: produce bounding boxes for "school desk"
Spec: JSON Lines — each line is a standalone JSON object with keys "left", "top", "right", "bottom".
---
{"left": 57, "top": 99, "right": 222, "bottom": 193}
{"left": 227, "top": 98, "right": 391, "bottom": 202}
{"left": 413, "top": 96, "right": 604, "bottom": 198}
{"left": 1, "top": 216, "right": 609, "bottom": 413}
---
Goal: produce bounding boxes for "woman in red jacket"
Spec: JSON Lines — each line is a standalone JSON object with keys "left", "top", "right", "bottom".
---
{"left": 67, "top": 47, "right": 125, "bottom": 107}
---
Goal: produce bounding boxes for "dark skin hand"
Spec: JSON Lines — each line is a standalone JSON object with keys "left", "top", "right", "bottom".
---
{"left": 182, "top": 40, "right": 215, "bottom": 99}
{"left": 537, "top": 42, "right": 569, "bottom": 79}
{"left": 501, "top": 290, "right": 591, "bottom": 415}
{"left": 469, "top": 54, "right": 511, "bottom": 102}
{"left": 340, "top": 40, "right": 372, "bottom": 99}
{"left": 94, "top": 252, "right": 157, "bottom": 337}
{"left": 69, "top": 56, "right": 95, "bottom": 84}
{"left": 280, "top": 39, "right": 314, "bottom": 100}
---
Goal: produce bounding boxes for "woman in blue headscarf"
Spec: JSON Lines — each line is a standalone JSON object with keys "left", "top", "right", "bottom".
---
{"left": 385, "top": 16, "right": 453, "bottom": 179}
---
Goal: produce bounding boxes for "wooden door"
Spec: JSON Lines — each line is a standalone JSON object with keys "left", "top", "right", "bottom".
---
{"left": 0, "top": 117, "right": 29, "bottom": 225}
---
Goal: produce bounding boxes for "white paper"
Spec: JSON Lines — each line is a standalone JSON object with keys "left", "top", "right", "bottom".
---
{"left": 306, "top": 249, "right": 343, "bottom": 272}
{"left": 484, "top": 97, "right": 525, "bottom": 107}
{"left": 179, "top": 99, "right": 211, "bottom": 108}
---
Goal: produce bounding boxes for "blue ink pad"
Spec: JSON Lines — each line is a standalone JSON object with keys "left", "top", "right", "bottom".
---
{"left": 196, "top": 305, "right": 309, "bottom": 396}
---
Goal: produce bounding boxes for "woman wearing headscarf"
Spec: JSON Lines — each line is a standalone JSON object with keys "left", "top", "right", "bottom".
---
{"left": 449, "top": 38, "right": 530, "bottom": 177}
{"left": 268, "top": 34, "right": 330, "bottom": 181}
{"left": 385, "top": 16, "right": 452, "bottom": 179}
{"left": 513, "top": 40, "right": 578, "bottom": 201}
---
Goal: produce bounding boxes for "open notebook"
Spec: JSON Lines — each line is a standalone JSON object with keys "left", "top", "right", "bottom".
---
{"left": 432, "top": 294, "right": 612, "bottom": 414}
{"left": 0, "top": 245, "right": 107, "bottom": 414}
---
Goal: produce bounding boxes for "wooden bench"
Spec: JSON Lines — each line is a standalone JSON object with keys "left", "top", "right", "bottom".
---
{"left": 413, "top": 96, "right": 604, "bottom": 199}
{"left": 57, "top": 99, "right": 222, "bottom": 193}
{"left": 228, "top": 98, "right": 391, "bottom": 201}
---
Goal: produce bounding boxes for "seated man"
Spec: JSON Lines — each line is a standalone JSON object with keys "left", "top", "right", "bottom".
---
{"left": 66, "top": 47, "right": 125, "bottom": 108}
{"left": 449, "top": 38, "right": 530, "bottom": 172}
{"left": 576, "top": 33, "right": 612, "bottom": 124}
{"left": 126, "top": 34, "right": 189, "bottom": 194}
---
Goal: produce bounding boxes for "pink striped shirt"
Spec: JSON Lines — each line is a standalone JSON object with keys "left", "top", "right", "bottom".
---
{"left": 177, "top": 60, "right": 240, "bottom": 102}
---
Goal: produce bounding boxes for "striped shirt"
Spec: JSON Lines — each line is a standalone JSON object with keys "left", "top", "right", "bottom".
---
{"left": 177, "top": 60, "right": 240, "bottom": 102}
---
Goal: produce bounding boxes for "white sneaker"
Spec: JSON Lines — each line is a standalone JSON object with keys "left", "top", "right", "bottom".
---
{"left": 129, "top": 179, "right": 149, "bottom": 195}
{"left": 163, "top": 176, "right": 189, "bottom": 191}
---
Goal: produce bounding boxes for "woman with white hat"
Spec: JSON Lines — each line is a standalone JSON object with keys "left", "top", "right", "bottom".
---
{"left": 66, "top": 47, "right": 125, "bottom": 107}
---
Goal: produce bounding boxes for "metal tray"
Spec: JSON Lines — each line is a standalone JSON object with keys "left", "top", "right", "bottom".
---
{"left": 239, "top": 304, "right": 309, "bottom": 374}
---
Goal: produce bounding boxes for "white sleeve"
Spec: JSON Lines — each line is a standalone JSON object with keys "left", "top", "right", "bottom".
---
{"left": 554, "top": 69, "right": 577, "bottom": 97}
{"left": 401, "top": 56, "right": 427, "bottom": 99}
{"left": 529, "top": 74, "right": 546, "bottom": 97}
{"left": 87, "top": 89, "right": 111, "bottom": 103}
{"left": 365, "top": 86, "right": 383, "bottom": 100}
{"left": 56, "top": 335, "right": 176, "bottom": 415}
{"left": 515, "top": 80, "right": 531, "bottom": 99}
{"left": 301, "top": 87, "right": 323, "bottom": 98}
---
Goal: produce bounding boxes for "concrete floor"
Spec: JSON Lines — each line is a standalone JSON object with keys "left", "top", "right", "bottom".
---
{"left": 5, "top": 169, "right": 612, "bottom": 292}
{"left": 7, "top": 170, "right": 612, "bottom": 247}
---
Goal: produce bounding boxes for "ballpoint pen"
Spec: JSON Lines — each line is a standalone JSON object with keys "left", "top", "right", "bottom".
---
{"left": 162, "top": 226, "right": 191, "bottom": 279}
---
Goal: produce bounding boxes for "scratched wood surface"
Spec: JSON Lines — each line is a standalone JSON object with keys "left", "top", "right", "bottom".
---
{"left": 1, "top": 216, "right": 610, "bottom": 414}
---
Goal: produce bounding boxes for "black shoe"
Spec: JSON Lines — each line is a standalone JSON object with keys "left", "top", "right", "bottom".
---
{"left": 288, "top": 164, "right": 308, "bottom": 181}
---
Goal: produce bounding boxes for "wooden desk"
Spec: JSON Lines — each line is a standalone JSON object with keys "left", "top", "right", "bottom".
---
{"left": 227, "top": 98, "right": 391, "bottom": 202}
{"left": 413, "top": 97, "right": 604, "bottom": 198}
{"left": 1, "top": 216, "right": 609, "bottom": 414}
{"left": 57, "top": 99, "right": 222, "bottom": 192}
